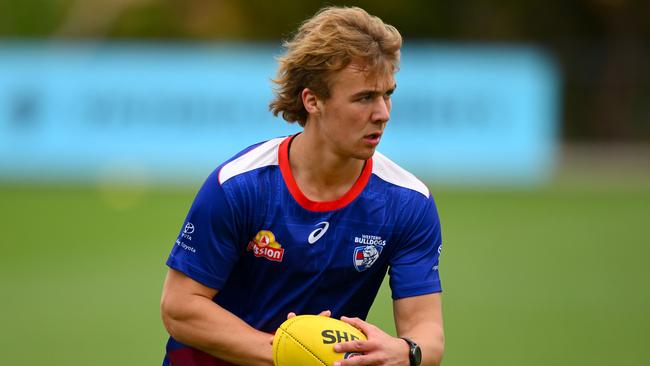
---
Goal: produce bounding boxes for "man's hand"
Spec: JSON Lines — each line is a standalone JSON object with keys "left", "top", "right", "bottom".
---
{"left": 269, "top": 310, "right": 333, "bottom": 345}
{"left": 332, "top": 316, "right": 410, "bottom": 366}
{"left": 286, "top": 309, "right": 332, "bottom": 319}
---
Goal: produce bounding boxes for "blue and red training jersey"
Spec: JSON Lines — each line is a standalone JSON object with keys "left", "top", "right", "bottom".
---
{"left": 163, "top": 135, "right": 443, "bottom": 365}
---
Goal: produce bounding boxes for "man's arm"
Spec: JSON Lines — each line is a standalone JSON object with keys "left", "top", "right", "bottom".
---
{"left": 394, "top": 292, "right": 444, "bottom": 366}
{"left": 160, "top": 268, "right": 274, "bottom": 366}
{"left": 333, "top": 293, "right": 443, "bottom": 366}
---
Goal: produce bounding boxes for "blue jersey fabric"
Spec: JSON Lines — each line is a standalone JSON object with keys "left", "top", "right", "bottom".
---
{"left": 163, "top": 135, "right": 442, "bottom": 365}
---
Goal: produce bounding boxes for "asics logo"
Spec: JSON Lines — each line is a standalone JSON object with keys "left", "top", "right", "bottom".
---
{"left": 308, "top": 221, "right": 329, "bottom": 244}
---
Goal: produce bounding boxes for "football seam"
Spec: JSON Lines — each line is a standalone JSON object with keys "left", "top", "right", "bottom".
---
{"left": 280, "top": 317, "right": 328, "bottom": 366}
{"left": 273, "top": 331, "right": 285, "bottom": 366}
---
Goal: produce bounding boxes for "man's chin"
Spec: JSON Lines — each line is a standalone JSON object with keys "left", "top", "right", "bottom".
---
{"left": 355, "top": 148, "right": 377, "bottom": 161}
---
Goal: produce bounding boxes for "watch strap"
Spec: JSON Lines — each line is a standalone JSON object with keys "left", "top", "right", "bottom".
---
{"left": 400, "top": 337, "right": 422, "bottom": 366}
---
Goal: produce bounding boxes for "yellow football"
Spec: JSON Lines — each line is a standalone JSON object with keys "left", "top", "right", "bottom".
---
{"left": 272, "top": 315, "right": 367, "bottom": 366}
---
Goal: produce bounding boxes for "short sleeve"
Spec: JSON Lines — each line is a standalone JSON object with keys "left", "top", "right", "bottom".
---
{"left": 388, "top": 195, "right": 443, "bottom": 299}
{"left": 166, "top": 170, "right": 242, "bottom": 290}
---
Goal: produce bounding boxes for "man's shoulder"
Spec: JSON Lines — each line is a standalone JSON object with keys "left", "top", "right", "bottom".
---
{"left": 371, "top": 151, "right": 430, "bottom": 199}
{"left": 217, "top": 137, "right": 285, "bottom": 185}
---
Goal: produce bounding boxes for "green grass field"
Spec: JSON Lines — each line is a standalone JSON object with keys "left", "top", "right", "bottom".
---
{"left": 1, "top": 177, "right": 649, "bottom": 365}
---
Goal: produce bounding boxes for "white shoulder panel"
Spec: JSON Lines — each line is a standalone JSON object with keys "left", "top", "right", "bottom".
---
{"left": 372, "top": 151, "right": 430, "bottom": 198}
{"left": 218, "top": 137, "right": 284, "bottom": 184}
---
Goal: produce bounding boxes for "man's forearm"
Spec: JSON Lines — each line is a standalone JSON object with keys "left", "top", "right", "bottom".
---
{"left": 401, "top": 322, "right": 444, "bottom": 366}
{"left": 161, "top": 293, "right": 273, "bottom": 366}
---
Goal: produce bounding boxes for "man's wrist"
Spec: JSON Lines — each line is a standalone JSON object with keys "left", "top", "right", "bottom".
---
{"left": 400, "top": 337, "right": 422, "bottom": 366}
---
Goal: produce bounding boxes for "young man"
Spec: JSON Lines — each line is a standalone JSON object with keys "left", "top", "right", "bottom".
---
{"left": 161, "top": 6, "right": 444, "bottom": 366}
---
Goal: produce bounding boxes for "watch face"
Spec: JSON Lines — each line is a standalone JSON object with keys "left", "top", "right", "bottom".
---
{"left": 413, "top": 344, "right": 422, "bottom": 365}
{"left": 402, "top": 338, "right": 422, "bottom": 366}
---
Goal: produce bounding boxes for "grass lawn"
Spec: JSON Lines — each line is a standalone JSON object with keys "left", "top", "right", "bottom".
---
{"left": 1, "top": 179, "right": 648, "bottom": 365}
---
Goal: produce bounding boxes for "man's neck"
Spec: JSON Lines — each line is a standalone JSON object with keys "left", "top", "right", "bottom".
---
{"left": 289, "top": 132, "right": 366, "bottom": 202}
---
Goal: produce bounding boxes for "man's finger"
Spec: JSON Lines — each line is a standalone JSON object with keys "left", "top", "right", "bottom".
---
{"left": 333, "top": 340, "right": 369, "bottom": 354}
{"left": 340, "top": 316, "right": 372, "bottom": 334}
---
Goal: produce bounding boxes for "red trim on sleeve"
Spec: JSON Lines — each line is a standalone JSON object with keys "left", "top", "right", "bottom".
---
{"left": 278, "top": 134, "right": 372, "bottom": 212}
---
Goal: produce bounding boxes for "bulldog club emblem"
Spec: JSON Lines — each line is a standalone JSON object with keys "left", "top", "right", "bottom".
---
{"left": 353, "top": 245, "right": 382, "bottom": 272}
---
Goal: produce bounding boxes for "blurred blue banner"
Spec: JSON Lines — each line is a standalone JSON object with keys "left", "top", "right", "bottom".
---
{"left": 0, "top": 42, "right": 558, "bottom": 185}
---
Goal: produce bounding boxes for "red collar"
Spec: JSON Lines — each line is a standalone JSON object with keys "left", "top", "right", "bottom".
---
{"left": 278, "top": 135, "right": 373, "bottom": 212}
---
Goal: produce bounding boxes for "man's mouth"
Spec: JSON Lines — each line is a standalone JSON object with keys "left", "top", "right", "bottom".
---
{"left": 363, "top": 132, "right": 382, "bottom": 145}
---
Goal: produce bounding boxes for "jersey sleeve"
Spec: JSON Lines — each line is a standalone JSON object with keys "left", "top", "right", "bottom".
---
{"left": 165, "top": 169, "right": 243, "bottom": 290}
{"left": 388, "top": 194, "right": 443, "bottom": 299}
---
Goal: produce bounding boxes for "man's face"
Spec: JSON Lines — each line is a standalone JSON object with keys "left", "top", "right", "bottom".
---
{"left": 314, "top": 63, "right": 396, "bottom": 161}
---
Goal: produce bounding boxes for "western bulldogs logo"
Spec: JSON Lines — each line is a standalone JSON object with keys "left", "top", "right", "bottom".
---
{"left": 353, "top": 245, "right": 382, "bottom": 272}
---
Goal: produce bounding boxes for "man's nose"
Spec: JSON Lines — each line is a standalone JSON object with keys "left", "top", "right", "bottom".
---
{"left": 372, "top": 97, "right": 390, "bottom": 123}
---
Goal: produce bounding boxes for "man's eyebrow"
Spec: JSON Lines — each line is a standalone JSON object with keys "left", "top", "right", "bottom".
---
{"left": 351, "top": 84, "right": 397, "bottom": 98}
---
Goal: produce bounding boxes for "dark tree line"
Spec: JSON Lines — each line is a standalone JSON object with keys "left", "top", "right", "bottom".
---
{"left": 1, "top": 0, "right": 648, "bottom": 141}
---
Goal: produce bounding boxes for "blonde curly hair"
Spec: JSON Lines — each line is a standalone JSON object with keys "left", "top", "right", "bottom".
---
{"left": 269, "top": 6, "right": 402, "bottom": 126}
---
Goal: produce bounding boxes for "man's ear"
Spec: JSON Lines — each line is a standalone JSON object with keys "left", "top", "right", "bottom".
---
{"left": 301, "top": 88, "right": 320, "bottom": 115}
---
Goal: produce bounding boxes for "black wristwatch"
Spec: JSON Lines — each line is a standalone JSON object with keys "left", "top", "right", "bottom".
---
{"left": 400, "top": 337, "right": 422, "bottom": 366}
